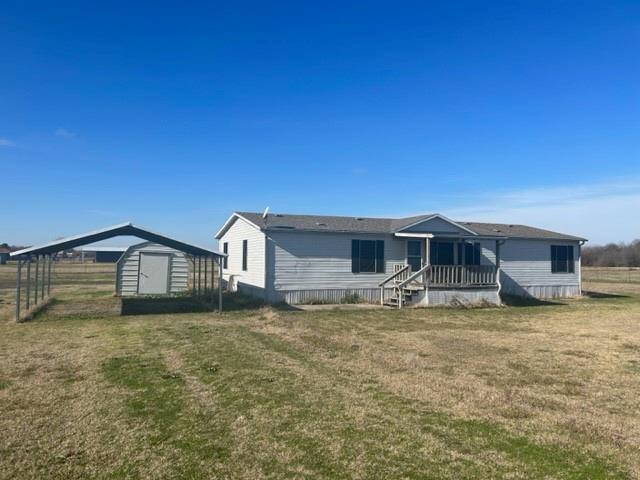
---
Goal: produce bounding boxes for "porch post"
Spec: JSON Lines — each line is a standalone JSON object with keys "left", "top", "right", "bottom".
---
{"left": 424, "top": 237, "right": 431, "bottom": 306}
{"left": 578, "top": 242, "right": 583, "bottom": 296}
{"left": 460, "top": 240, "right": 466, "bottom": 284}
{"left": 495, "top": 240, "right": 502, "bottom": 288}
{"left": 425, "top": 237, "right": 431, "bottom": 266}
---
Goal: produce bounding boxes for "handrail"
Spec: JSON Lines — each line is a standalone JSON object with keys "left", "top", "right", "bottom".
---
{"left": 379, "top": 264, "right": 410, "bottom": 306}
{"left": 398, "top": 264, "right": 431, "bottom": 289}
{"left": 378, "top": 264, "right": 410, "bottom": 287}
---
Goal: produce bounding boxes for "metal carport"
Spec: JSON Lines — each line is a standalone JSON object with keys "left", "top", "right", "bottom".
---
{"left": 10, "top": 222, "right": 227, "bottom": 322}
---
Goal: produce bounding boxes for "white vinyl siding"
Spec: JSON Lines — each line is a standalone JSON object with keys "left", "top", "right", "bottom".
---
{"left": 499, "top": 239, "right": 580, "bottom": 296}
{"left": 267, "top": 233, "right": 499, "bottom": 291}
{"left": 268, "top": 231, "right": 405, "bottom": 291}
{"left": 219, "top": 216, "right": 266, "bottom": 289}
{"left": 477, "top": 240, "right": 497, "bottom": 266}
{"left": 116, "top": 242, "right": 189, "bottom": 296}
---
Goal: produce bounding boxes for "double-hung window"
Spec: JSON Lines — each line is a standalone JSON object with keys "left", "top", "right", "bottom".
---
{"left": 551, "top": 245, "right": 574, "bottom": 273}
{"left": 351, "top": 240, "right": 385, "bottom": 273}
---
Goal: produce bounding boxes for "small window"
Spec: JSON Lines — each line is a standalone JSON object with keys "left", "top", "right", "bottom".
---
{"left": 222, "top": 242, "right": 228, "bottom": 269}
{"left": 351, "top": 239, "right": 385, "bottom": 273}
{"left": 551, "top": 245, "right": 574, "bottom": 273}
{"left": 242, "top": 240, "right": 248, "bottom": 271}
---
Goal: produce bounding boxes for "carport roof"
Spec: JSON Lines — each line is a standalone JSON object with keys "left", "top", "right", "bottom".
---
{"left": 11, "top": 222, "right": 225, "bottom": 258}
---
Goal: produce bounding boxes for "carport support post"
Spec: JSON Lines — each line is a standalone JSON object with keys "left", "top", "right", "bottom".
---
{"left": 218, "top": 257, "right": 223, "bottom": 313}
{"left": 199, "top": 256, "right": 203, "bottom": 296}
{"left": 25, "top": 257, "right": 31, "bottom": 310}
{"left": 47, "top": 255, "right": 52, "bottom": 296}
{"left": 34, "top": 255, "right": 39, "bottom": 305}
{"left": 16, "top": 259, "right": 22, "bottom": 322}
{"left": 41, "top": 255, "right": 46, "bottom": 301}
{"left": 192, "top": 256, "right": 196, "bottom": 296}
{"left": 204, "top": 257, "right": 208, "bottom": 294}
{"left": 210, "top": 255, "right": 215, "bottom": 305}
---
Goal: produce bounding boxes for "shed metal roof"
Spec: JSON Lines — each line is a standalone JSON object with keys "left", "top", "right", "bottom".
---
{"left": 226, "top": 212, "right": 586, "bottom": 241}
{"left": 11, "top": 223, "right": 226, "bottom": 257}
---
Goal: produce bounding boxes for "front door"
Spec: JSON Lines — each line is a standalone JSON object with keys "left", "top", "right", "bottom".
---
{"left": 138, "top": 253, "right": 170, "bottom": 294}
{"left": 407, "top": 240, "right": 423, "bottom": 272}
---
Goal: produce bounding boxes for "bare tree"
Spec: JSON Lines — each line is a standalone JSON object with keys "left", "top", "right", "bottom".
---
{"left": 583, "top": 240, "right": 640, "bottom": 267}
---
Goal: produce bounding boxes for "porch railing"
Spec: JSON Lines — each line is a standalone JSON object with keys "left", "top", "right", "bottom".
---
{"left": 429, "top": 265, "right": 497, "bottom": 286}
{"left": 378, "top": 264, "right": 498, "bottom": 306}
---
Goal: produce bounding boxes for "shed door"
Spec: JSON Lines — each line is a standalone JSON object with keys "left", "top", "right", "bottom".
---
{"left": 138, "top": 253, "right": 170, "bottom": 294}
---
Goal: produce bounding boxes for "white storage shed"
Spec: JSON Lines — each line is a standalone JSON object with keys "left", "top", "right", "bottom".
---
{"left": 116, "top": 242, "right": 189, "bottom": 296}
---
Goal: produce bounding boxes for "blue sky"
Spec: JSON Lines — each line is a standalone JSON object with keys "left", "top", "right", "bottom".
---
{"left": 1, "top": 1, "right": 639, "bottom": 247}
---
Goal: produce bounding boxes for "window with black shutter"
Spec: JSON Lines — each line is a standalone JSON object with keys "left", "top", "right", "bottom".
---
{"left": 375, "top": 240, "right": 385, "bottom": 273}
{"left": 223, "top": 242, "right": 228, "bottom": 269}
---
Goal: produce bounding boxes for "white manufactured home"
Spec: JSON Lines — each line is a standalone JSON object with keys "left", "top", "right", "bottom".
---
{"left": 215, "top": 212, "right": 586, "bottom": 307}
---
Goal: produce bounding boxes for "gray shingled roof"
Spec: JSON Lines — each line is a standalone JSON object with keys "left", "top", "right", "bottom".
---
{"left": 232, "top": 212, "right": 586, "bottom": 241}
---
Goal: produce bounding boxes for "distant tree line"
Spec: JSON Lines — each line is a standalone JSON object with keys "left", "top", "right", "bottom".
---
{"left": 582, "top": 240, "right": 640, "bottom": 267}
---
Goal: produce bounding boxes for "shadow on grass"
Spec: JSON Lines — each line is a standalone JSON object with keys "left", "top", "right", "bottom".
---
{"left": 120, "top": 292, "right": 283, "bottom": 316}
{"left": 582, "top": 290, "right": 629, "bottom": 299}
{"left": 18, "top": 296, "right": 57, "bottom": 322}
{"left": 500, "top": 294, "right": 566, "bottom": 307}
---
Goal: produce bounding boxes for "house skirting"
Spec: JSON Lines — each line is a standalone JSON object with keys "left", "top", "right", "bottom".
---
{"left": 423, "top": 287, "right": 501, "bottom": 306}
{"left": 268, "top": 288, "right": 391, "bottom": 305}
{"left": 500, "top": 284, "right": 581, "bottom": 299}
{"left": 238, "top": 284, "right": 578, "bottom": 306}
{"left": 266, "top": 287, "right": 501, "bottom": 306}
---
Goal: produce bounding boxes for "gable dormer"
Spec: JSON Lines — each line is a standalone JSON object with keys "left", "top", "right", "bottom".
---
{"left": 395, "top": 214, "right": 477, "bottom": 236}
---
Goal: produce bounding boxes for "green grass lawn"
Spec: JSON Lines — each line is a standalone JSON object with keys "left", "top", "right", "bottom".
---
{"left": 0, "top": 264, "right": 639, "bottom": 479}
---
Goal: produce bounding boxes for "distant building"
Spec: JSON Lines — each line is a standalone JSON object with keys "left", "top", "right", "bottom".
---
{"left": 77, "top": 247, "right": 127, "bottom": 263}
{"left": 0, "top": 247, "right": 10, "bottom": 265}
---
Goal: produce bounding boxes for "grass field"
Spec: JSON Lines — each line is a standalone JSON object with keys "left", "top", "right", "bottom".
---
{"left": 582, "top": 267, "right": 640, "bottom": 284}
{"left": 1, "top": 263, "right": 639, "bottom": 479}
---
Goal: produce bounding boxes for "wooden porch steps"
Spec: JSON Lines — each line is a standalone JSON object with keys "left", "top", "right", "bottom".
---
{"left": 384, "top": 283, "right": 426, "bottom": 308}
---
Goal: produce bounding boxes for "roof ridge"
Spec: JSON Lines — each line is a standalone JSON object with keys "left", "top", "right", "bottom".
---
{"left": 227, "top": 211, "right": 585, "bottom": 241}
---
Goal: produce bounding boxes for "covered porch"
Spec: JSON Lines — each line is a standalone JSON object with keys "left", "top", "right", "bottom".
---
{"left": 380, "top": 233, "right": 504, "bottom": 308}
